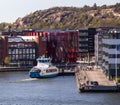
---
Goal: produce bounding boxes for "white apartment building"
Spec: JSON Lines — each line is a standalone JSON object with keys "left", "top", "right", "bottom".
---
{"left": 95, "top": 29, "right": 103, "bottom": 67}
{"left": 102, "top": 28, "right": 120, "bottom": 79}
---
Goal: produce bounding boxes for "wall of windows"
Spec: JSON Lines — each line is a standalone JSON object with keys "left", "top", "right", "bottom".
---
{"left": 8, "top": 43, "right": 36, "bottom": 67}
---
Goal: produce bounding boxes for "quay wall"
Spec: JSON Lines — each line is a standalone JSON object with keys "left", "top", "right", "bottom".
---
{"left": 0, "top": 66, "right": 76, "bottom": 76}
{"left": 0, "top": 67, "right": 29, "bottom": 72}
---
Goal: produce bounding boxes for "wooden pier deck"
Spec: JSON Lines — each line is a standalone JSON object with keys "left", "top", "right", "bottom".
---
{"left": 76, "top": 66, "right": 120, "bottom": 92}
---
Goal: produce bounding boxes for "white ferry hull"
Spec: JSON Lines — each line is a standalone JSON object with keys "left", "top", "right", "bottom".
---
{"left": 29, "top": 66, "right": 59, "bottom": 78}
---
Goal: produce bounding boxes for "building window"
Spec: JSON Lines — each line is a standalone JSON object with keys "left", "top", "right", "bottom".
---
{"left": 109, "top": 54, "right": 115, "bottom": 58}
{"left": 116, "top": 33, "right": 120, "bottom": 39}
{"left": 109, "top": 64, "right": 120, "bottom": 70}
{"left": 30, "top": 49, "right": 33, "bottom": 53}
{"left": 109, "top": 45, "right": 116, "bottom": 49}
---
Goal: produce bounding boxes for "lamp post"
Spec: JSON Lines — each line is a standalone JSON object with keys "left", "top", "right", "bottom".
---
{"left": 116, "top": 44, "right": 118, "bottom": 84}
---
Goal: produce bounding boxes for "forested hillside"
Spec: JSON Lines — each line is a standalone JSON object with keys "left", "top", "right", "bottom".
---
{"left": 0, "top": 3, "right": 120, "bottom": 31}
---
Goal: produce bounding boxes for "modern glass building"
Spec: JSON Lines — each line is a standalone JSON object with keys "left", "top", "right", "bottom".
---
{"left": 78, "top": 28, "right": 96, "bottom": 61}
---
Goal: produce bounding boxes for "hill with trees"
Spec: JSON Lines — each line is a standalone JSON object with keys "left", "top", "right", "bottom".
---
{"left": 0, "top": 3, "right": 120, "bottom": 31}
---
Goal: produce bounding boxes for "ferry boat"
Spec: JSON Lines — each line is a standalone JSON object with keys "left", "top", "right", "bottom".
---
{"left": 29, "top": 57, "right": 59, "bottom": 78}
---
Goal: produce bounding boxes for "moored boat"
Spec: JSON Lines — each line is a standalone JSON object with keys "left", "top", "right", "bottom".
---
{"left": 29, "top": 57, "right": 59, "bottom": 78}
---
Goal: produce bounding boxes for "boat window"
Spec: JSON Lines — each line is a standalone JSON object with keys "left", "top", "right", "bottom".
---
{"left": 35, "top": 69, "right": 41, "bottom": 72}
{"left": 38, "top": 58, "right": 50, "bottom": 63}
{"left": 37, "top": 69, "right": 41, "bottom": 72}
{"left": 31, "top": 67, "right": 41, "bottom": 72}
{"left": 38, "top": 60, "right": 42, "bottom": 63}
{"left": 46, "top": 69, "right": 57, "bottom": 73}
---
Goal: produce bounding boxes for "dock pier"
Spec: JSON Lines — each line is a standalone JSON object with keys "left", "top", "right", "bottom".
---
{"left": 76, "top": 65, "right": 120, "bottom": 92}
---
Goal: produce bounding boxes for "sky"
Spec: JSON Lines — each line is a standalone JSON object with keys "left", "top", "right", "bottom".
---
{"left": 0, "top": 0, "right": 120, "bottom": 23}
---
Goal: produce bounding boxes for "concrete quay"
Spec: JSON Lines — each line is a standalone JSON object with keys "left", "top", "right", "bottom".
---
{"left": 76, "top": 66, "right": 120, "bottom": 92}
{"left": 0, "top": 66, "right": 29, "bottom": 72}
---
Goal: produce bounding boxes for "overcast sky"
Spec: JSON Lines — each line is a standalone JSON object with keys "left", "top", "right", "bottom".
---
{"left": 0, "top": 0, "right": 119, "bottom": 23}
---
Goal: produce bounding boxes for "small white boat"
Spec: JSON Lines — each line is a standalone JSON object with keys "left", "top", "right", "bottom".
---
{"left": 29, "top": 57, "right": 59, "bottom": 78}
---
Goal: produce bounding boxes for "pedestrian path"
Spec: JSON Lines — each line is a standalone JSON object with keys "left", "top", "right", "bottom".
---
{"left": 85, "top": 69, "right": 115, "bottom": 86}
{"left": 75, "top": 66, "right": 119, "bottom": 92}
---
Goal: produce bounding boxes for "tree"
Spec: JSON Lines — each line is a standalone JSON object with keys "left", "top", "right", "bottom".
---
{"left": 4, "top": 56, "right": 10, "bottom": 65}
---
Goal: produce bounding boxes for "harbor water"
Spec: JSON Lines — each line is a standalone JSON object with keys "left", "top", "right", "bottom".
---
{"left": 0, "top": 71, "right": 120, "bottom": 105}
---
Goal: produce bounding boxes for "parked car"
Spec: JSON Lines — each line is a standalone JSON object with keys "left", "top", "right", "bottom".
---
{"left": 91, "top": 81, "right": 99, "bottom": 86}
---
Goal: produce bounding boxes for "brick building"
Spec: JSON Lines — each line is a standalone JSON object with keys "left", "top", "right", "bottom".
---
{"left": 0, "top": 35, "right": 47, "bottom": 67}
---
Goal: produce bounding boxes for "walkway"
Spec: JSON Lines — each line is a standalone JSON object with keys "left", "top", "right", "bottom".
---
{"left": 85, "top": 68, "right": 115, "bottom": 86}
{"left": 76, "top": 65, "right": 116, "bottom": 86}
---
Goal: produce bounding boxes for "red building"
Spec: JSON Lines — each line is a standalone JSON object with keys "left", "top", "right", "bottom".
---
{"left": 24, "top": 30, "right": 78, "bottom": 64}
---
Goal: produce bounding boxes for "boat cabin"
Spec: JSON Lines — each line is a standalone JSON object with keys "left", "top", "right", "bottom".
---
{"left": 37, "top": 57, "right": 51, "bottom": 63}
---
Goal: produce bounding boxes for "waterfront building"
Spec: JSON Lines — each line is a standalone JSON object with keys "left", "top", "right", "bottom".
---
{"left": 24, "top": 30, "right": 78, "bottom": 63}
{"left": 77, "top": 28, "right": 96, "bottom": 61}
{"left": 101, "top": 28, "right": 120, "bottom": 79}
{"left": 0, "top": 35, "right": 47, "bottom": 67}
{"left": 8, "top": 36, "right": 36, "bottom": 67}
{"left": 95, "top": 28, "right": 107, "bottom": 67}
{"left": 1, "top": 28, "right": 98, "bottom": 66}
{"left": 0, "top": 29, "right": 78, "bottom": 67}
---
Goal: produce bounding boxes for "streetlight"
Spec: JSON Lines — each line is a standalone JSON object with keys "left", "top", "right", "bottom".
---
{"left": 116, "top": 44, "right": 120, "bottom": 84}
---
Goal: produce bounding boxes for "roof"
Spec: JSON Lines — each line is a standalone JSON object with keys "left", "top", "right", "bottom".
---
{"left": 8, "top": 36, "right": 35, "bottom": 42}
{"left": 8, "top": 37, "right": 24, "bottom": 42}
